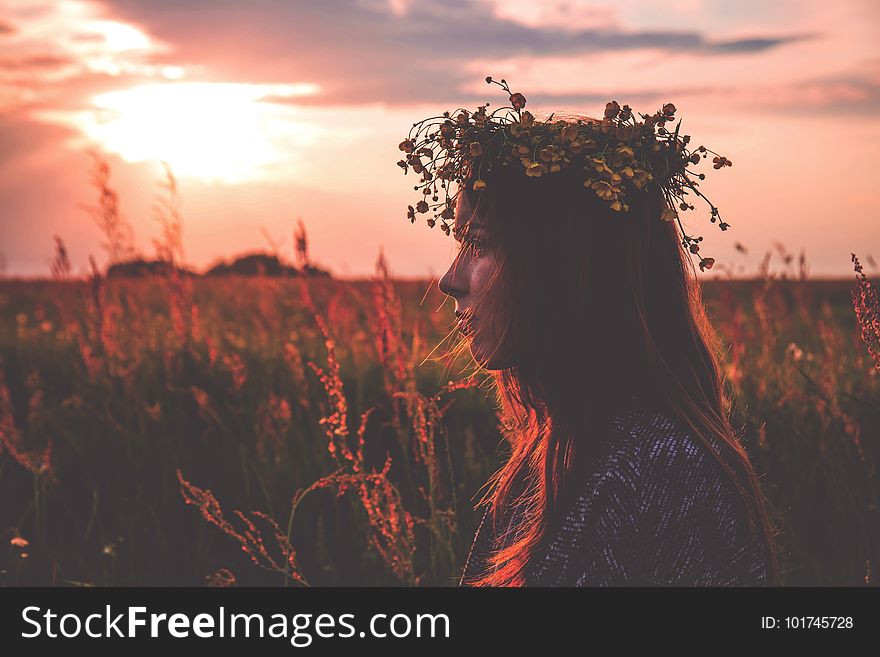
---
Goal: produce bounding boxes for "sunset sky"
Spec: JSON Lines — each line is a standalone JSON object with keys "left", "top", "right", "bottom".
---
{"left": 1, "top": 0, "right": 878, "bottom": 279}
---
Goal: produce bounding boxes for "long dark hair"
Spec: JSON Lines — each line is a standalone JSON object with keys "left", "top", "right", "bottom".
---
{"left": 448, "top": 113, "right": 782, "bottom": 586}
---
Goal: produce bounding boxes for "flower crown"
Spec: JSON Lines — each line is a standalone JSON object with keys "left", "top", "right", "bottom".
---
{"left": 396, "top": 76, "right": 733, "bottom": 272}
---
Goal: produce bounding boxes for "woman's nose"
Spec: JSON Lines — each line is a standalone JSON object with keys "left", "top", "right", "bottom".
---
{"left": 438, "top": 258, "right": 464, "bottom": 298}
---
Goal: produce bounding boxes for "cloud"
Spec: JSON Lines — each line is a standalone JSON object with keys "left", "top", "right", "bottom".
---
{"left": 710, "top": 33, "right": 820, "bottom": 54}
{"left": 0, "top": 20, "right": 16, "bottom": 35}
{"left": 94, "top": 0, "right": 812, "bottom": 107}
{"left": 0, "top": 54, "right": 75, "bottom": 70}
{"left": 479, "top": 0, "right": 619, "bottom": 32}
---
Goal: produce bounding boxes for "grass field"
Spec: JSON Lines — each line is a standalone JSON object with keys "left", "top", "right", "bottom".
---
{"left": 1, "top": 255, "right": 878, "bottom": 586}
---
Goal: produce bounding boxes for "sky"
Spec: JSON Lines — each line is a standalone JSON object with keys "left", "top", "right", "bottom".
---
{"left": 0, "top": 0, "right": 878, "bottom": 279}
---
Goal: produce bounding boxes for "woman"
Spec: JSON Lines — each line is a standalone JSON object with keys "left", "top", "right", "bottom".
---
{"left": 399, "top": 79, "right": 782, "bottom": 586}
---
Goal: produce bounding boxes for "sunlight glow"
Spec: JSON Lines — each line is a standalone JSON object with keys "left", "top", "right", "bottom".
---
{"left": 82, "top": 20, "right": 151, "bottom": 52}
{"left": 45, "top": 82, "right": 323, "bottom": 183}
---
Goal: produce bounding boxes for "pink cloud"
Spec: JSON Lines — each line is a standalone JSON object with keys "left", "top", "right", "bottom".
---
{"left": 0, "top": 54, "right": 74, "bottom": 70}
{"left": 482, "top": 0, "right": 619, "bottom": 32}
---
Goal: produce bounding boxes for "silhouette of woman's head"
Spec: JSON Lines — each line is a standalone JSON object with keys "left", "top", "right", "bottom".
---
{"left": 439, "top": 122, "right": 683, "bottom": 409}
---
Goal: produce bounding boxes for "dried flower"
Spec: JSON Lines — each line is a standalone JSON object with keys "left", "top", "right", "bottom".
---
{"left": 509, "top": 92, "right": 527, "bottom": 110}
{"left": 604, "top": 100, "right": 621, "bottom": 119}
{"left": 660, "top": 208, "right": 678, "bottom": 222}
{"left": 851, "top": 253, "right": 880, "bottom": 372}
{"left": 205, "top": 568, "right": 237, "bottom": 587}
{"left": 592, "top": 180, "right": 615, "bottom": 200}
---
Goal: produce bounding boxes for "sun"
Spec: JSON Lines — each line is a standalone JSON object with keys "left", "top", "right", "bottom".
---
{"left": 61, "top": 81, "right": 321, "bottom": 183}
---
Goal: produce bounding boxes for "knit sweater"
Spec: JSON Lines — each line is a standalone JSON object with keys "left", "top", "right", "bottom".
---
{"left": 459, "top": 405, "right": 769, "bottom": 586}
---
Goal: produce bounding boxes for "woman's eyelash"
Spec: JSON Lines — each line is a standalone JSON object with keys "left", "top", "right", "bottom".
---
{"left": 459, "top": 235, "right": 487, "bottom": 253}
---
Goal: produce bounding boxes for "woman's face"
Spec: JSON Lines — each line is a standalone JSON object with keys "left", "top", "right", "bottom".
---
{"left": 438, "top": 193, "right": 514, "bottom": 369}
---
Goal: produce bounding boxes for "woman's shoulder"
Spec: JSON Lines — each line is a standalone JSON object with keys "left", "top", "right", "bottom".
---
{"left": 551, "top": 404, "right": 768, "bottom": 585}
{"left": 594, "top": 405, "right": 752, "bottom": 541}
{"left": 598, "top": 404, "right": 728, "bottom": 497}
